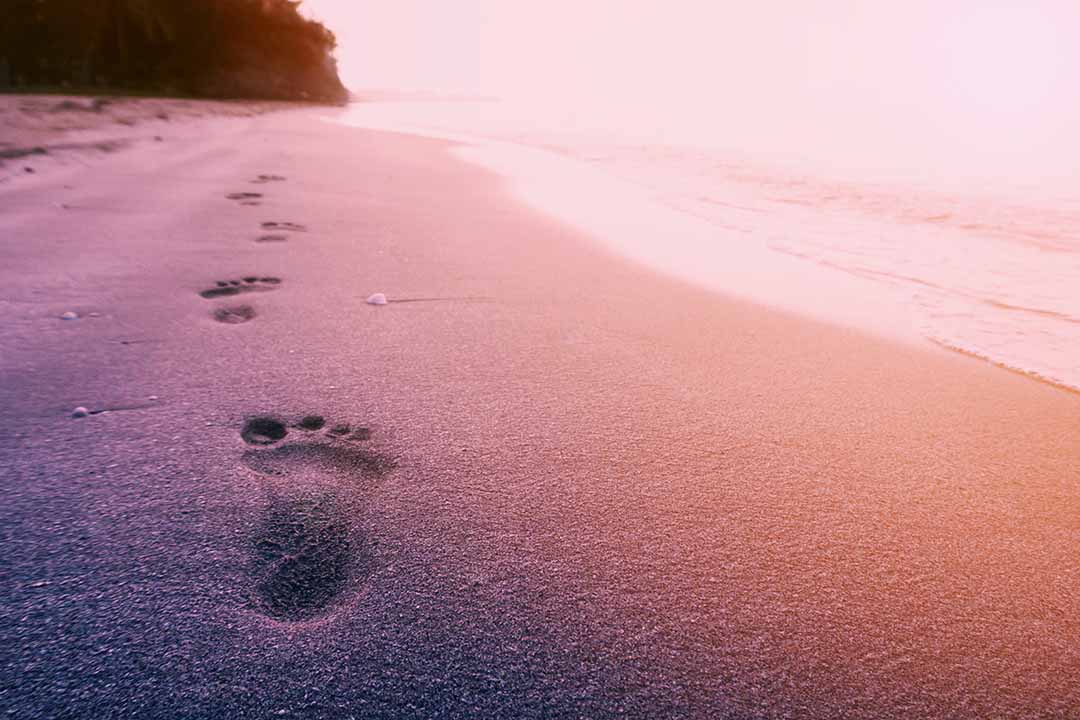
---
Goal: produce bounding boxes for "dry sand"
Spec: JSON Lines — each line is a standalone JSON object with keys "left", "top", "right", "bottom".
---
{"left": 0, "top": 94, "right": 299, "bottom": 182}
{"left": 1, "top": 103, "right": 1078, "bottom": 719}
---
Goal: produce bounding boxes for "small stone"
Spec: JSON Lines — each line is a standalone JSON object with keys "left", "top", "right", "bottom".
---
{"left": 72, "top": 407, "right": 90, "bottom": 418}
{"left": 366, "top": 293, "right": 388, "bottom": 306}
{"left": 87, "top": 312, "right": 101, "bottom": 318}
{"left": 148, "top": 395, "right": 159, "bottom": 401}
{"left": 60, "top": 311, "right": 79, "bottom": 321}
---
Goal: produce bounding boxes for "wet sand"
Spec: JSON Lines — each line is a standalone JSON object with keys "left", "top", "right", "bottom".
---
{"left": 1, "top": 104, "right": 1078, "bottom": 719}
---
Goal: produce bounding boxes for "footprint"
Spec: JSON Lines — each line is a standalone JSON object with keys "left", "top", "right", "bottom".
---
{"left": 240, "top": 415, "right": 389, "bottom": 622}
{"left": 227, "top": 192, "right": 263, "bottom": 201}
{"left": 255, "top": 234, "right": 288, "bottom": 243}
{"left": 213, "top": 305, "right": 256, "bottom": 324}
{"left": 242, "top": 415, "right": 373, "bottom": 444}
{"left": 251, "top": 493, "right": 353, "bottom": 622}
{"left": 261, "top": 221, "right": 307, "bottom": 232}
{"left": 199, "top": 277, "right": 281, "bottom": 299}
{"left": 252, "top": 174, "right": 286, "bottom": 184}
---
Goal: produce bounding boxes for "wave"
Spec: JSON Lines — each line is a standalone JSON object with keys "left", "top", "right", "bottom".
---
{"left": 339, "top": 99, "right": 1080, "bottom": 394}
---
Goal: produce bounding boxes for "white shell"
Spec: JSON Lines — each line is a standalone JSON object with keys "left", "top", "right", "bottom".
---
{"left": 72, "top": 406, "right": 90, "bottom": 418}
{"left": 366, "top": 293, "right": 388, "bottom": 306}
{"left": 60, "top": 311, "right": 79, "bottom": 320}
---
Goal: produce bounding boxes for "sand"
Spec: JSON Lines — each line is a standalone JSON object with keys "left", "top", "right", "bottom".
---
{"left": 0, "top": 94, "right": 301, "bottom": 183}
{"left": 1, "top": 102, "right": 1078, "bottom": 719}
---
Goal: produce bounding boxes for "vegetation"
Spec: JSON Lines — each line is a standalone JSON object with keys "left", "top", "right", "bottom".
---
{"left": 0, "top": 0, "right": 346, "bottom": 102}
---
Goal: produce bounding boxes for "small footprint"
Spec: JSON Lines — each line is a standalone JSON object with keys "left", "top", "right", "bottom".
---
{"left": 261, "top": 221, "right": 307, "bottom": 232}
{"left": 227, "top": 192, "right": 263, "bottom": 201}
{"left": 199, "top": 277, "right": 281, "bottom": 299}
{"left": 255, "top": 234, "right": 288, "bottom": 243}
{"left": 252, "top": 174, "right": 286, "bottom": 184}
{"left": 240, "top": 415, "right": 389, "bottom": 622}
{"left": 213, "top": 305, "right": 256, "bottom": 324}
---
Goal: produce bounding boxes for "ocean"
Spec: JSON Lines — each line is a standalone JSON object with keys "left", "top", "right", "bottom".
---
{"left": 339, "top": 96, "right": 1080, "bottom": 393}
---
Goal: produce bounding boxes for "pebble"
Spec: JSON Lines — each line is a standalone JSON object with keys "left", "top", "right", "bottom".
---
{"left": 366, "top": 293, "right": 388, "bottom": 306}
{"left": 60, "top": 311, "right": 79, "bottom": 321}
{"left": 72, "top": 407, "right": 90, "bottom": 418}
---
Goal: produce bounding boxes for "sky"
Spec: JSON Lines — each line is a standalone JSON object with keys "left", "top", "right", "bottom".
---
{"left": 302, "top": 1, "right": 1080, "bottom": 184}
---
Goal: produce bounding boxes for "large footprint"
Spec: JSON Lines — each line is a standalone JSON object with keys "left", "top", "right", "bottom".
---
{"left": 251, "top": 493, "right": 352, "bottom": 622}
{"left": 240, "top": 415, "right": 389, "bottom": 622}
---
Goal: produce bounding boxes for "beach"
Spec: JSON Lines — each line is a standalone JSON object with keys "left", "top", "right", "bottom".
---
{"left": 0, "top": 94, "right": 303, "bottom": 182}
{"left": 2, "top": 101, "right": 1079, "bottom": 718}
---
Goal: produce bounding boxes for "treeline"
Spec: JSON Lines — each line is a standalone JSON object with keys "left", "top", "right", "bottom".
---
{"left": 0, "top": 0, "right": 347, "bottom": 102}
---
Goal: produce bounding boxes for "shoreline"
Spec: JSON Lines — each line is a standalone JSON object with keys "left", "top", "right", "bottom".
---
{"left": 336, "top": 101, "right": 1080, "bottom": 396}
{"left": 928, "top": 336, "right": 1080, "bottom": 398}
{"left": 2, "top": 106, "right": 1079, "bottom": 718}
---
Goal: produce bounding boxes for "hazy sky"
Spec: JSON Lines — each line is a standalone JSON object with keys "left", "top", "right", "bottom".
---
{"left": 303, "top": 1, "right": 1080, "bottom": 182}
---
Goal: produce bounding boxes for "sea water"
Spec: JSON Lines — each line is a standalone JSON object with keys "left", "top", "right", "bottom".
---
{"left": 339, "top": 97, "right": 1080, "bottom": 392}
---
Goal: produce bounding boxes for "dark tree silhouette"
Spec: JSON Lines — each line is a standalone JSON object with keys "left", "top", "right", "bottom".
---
{"left": 0, "top": 0, "right": 346, "bottom": 102}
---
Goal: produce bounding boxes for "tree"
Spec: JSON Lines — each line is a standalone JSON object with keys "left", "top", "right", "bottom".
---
{"left": 0, "top": 0, "right": 346, "bottom": 101}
